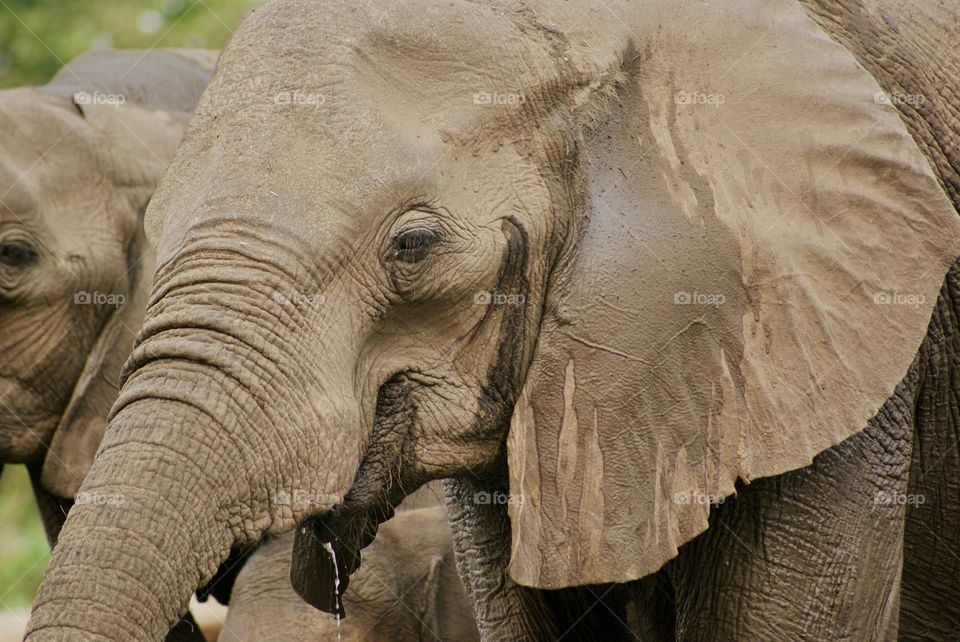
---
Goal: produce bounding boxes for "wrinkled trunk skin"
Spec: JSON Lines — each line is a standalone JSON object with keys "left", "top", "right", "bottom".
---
{"left": 26, "top": 246, "right": 360, "bottom": 640}
{"left": 444, "top": 475, "right": 556, "bottom": 641}
{"left": 444, "top": 474, "right": 635, "bottom": 641}
{"left": 25, "top": 394, "right": 230, "bottom": 640}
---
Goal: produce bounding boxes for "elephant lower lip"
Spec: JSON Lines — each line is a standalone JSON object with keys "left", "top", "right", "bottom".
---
{"left": 290, "top": 501, "right": 395, "bottom": 618}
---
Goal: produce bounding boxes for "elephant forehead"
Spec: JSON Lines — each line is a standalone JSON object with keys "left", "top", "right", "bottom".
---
{"left": 186, "top": 0, "right": 559, "bottom": 181}
{"left": 0, "top": 93, "right": 127, "bottom": 263}
{"left": 155, "top": 6, "right": 559, "bottom": 251}
{"left": 220, "top": 0, "right": 549, "bottom": 97}
{"left": 0, "top": 159, "right": 36, "bottom": 217}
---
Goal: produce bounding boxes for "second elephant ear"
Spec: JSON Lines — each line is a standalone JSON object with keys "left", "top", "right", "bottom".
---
{"left": 506, "top": 0, "right": 960, "bottom": 588}
{"left": 40, "top": 100, "right": 183, "bottom": 498}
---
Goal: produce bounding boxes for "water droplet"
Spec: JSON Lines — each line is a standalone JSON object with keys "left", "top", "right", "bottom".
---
{"left": 322, "top": 541, "right": 343, "bottom": 639}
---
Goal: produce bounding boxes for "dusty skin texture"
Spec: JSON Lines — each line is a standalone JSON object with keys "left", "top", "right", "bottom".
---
{"left": 224, "top": 506, "right": 479, "bottom": 641}
{"left": 503, "top": 0, "right": 960, "bottom": 588}
{"left": 22, "top": 1, "right": 960, "bottom": 640}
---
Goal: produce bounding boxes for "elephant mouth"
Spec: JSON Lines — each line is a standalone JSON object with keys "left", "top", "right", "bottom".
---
{"left": 290, "top": 372, "right": 419, "bottom": 617}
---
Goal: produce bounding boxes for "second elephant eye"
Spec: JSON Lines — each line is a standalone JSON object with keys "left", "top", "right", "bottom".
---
{"left": 392, "top": 228, "right": 439, "bottom": 263}
{"left": 0, "top": 241, "right": 38, "bottom": 268}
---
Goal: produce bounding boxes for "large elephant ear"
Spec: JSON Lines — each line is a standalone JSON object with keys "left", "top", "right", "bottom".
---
{"left": 40, "top": 99, "right": 182, "bottom": 498}
{"left": 506, "top": 0, "right": 960, "bottom": 589}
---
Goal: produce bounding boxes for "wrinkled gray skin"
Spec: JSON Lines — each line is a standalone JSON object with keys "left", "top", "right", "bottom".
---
{"left": 225, "top": 506, "right": 479, "bottom": 641}
{"left": 793, "top": 8, "right": 960, "bottom": 640}
{"left": 0, "top": 48, "right": 214, "bottom": 641}
{"left": 24, "top": 2, "right": 960, "bottom": 641}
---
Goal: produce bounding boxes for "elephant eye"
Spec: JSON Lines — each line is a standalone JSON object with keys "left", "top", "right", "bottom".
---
{"left": 0, "top": 241, "right": 37, "bottom": 268}
{"left": 392, "top": 227, "right": 438, "bottom": 263}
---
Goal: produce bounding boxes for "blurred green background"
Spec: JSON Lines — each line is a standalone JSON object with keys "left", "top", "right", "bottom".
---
{"left": 0, "top": 0, "right": 260, "bottom": 88}
{"left": 0, "top": 0, "right": 255, "bottom": 609}
{"left": 0, "top": 467, "right": 48, "bottom": 610}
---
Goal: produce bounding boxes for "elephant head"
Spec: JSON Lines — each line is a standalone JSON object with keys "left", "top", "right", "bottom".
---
{"left": 0, "top": 48, "right": 214, "bottom": 537}
{"left": 26, "top": 1, "right": 960, "bottom": 639}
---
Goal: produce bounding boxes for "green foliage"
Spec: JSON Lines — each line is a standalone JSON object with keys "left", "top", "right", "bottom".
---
{"left": 0, "top": 0, "right": 260, "bottom": 88}
{"left": 0, "top": 466, "right": 48, "bottom": 609}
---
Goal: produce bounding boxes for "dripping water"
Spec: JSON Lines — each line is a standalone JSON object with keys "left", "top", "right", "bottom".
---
{"left": 323, "top": 541, "right": 343, "bottom": 639}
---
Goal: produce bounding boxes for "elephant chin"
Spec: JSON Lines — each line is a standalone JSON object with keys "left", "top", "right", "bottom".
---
{"left": 290, "top": 498, "right": 398, "bottom": 617}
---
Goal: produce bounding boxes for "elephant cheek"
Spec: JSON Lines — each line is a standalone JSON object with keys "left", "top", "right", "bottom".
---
{"left": 413, "top": 385, "right": 501, "bottom": 476}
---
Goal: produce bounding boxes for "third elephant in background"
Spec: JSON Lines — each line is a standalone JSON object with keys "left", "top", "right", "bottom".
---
{"left": 225, "top": 505, "right": 479, "bottom": 642}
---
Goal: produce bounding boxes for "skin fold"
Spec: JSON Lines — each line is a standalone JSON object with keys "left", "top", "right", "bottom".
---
{"left": 224, "top": 506, "right": 479, "bottom": 641}
{"left": 22, "top": 1, "right": 960, "bottom": 640}
{"left": 0, "top": 48, "right": 215, "bottom": 640}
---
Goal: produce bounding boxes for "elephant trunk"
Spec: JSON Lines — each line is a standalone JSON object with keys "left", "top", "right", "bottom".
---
{"left": 25, "top": 250, "right": 365, "bottom": 640}
{"left": 25, "top": 394, "right": 232, "bottom": 640}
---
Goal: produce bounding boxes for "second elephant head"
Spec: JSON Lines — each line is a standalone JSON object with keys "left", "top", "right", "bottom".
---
{"left": 0, "top": 48, "right": 214, "bottom": 538}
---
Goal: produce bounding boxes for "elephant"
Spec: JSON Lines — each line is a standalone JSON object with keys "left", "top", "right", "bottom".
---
{"left": 223, "top": 506, "right": 480, "bottom": 641}
{"left": 0, "top": 48, "right": 216, "bottom": 639}
{"left": 24, "top": 0, "right": 960, "bottom": 640}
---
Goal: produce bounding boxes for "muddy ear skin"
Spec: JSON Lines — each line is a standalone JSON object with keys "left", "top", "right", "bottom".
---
{"left": 506, "top": 0, "right": 960, "bottom": 589}
{"left": 39, "top": 99, "right": 182, "bottom": 499}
